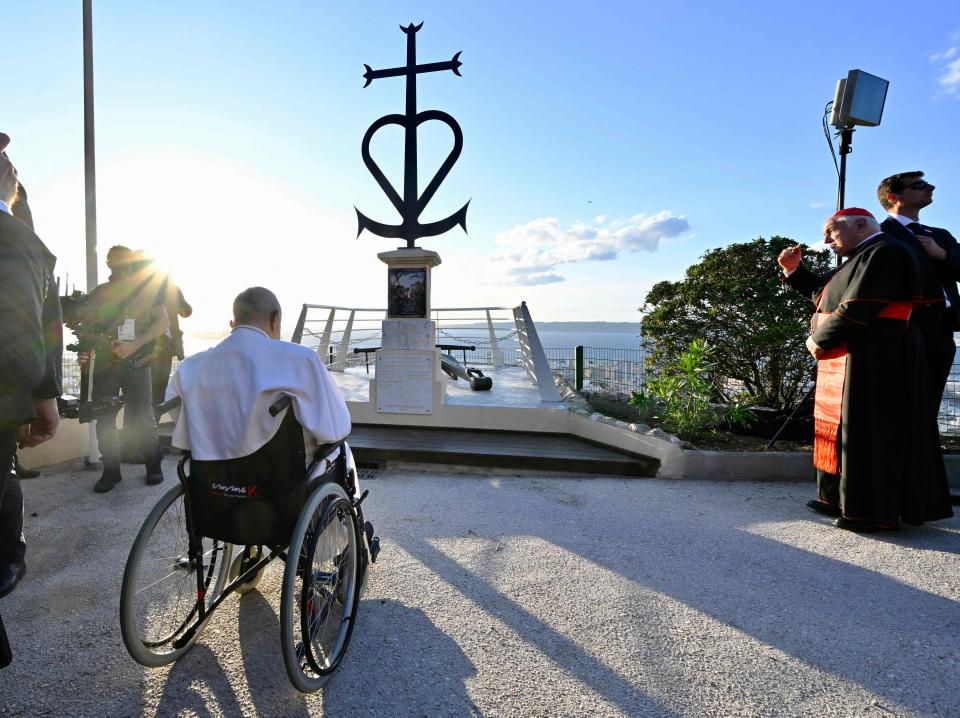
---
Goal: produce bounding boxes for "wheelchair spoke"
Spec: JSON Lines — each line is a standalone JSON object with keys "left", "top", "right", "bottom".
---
{"left": 122, "top": 485, "right": 232, "bottom": 663}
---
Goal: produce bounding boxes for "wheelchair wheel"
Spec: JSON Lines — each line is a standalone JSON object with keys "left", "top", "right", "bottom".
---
{"left": 120, "top": 484, "right": 233, "bottom": 667}
{"left": 280, "top": 482, "right": 361, "bottom": 693}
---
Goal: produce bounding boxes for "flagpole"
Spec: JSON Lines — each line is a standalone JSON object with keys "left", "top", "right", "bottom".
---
{"left": 83, "top": 0, "right": 101, "bottom": 467}
{"left": 83, "top": 0, "right": 98, "bottom": 290}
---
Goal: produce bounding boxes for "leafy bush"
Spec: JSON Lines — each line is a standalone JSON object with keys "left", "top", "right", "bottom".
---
{"left": 639, "top": 237, "right": 832, "bottom": 410}
{"left": 630, "top": 339, "right": 752, "bottom": 440}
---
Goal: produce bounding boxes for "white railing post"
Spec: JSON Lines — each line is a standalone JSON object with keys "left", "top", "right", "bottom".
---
{"left": 486, "top": 309, "right": 503, "bottom": 367}
{"left": 291, "top": 304, "right": 309, "bottom": 344}
{"left": 513, "top": 301, "right": 562, "bottom": 402}
{"left": 318, "top": 308, "right": 336, "bottom": 368}
{"left": 335, "top": 310, "right": 355, "bottom": 372}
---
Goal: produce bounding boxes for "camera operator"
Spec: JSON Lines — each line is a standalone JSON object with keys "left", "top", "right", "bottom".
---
{"left": 0, "top": 134, "right": 62, "bottom": 612}
{"left": 77, "top": 246, "right": 169, "bottom": 493}
{"left": 139, "top": 255, "right": 192, "bottom": 422}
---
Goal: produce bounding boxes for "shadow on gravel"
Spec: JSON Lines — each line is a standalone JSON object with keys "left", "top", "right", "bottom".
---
{"left": 867, "top": 523, "right": 960, "bottom": 554}
{"left": 383, "top": 477, "right": 960, "bottom": 717}
{"left": 523, "top": 493, "right": 960, "bottom": 716}
{"left": 238, "top": 591, "right": 310, "bottom": 716}
{"left": 321, "top": 598, "right": 484, "bottom": 717}
{"left": 397, "top": 538, "right": 683, "bottom": 718}
{"left": 153, "top": 643, "right": 246, "bottom": 717}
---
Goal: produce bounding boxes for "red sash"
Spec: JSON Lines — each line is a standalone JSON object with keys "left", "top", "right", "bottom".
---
{"left": 811, "top": 301, "right": 913, "bottom": 474}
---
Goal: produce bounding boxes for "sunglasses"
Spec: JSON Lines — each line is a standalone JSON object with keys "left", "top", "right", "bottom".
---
{"left": 899, "top": 180, "right": 934, "bottom": 192}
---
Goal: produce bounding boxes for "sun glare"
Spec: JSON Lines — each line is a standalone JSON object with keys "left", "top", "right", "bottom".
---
{"left": 71, "top": 153, "right": 371, "bottom": 342}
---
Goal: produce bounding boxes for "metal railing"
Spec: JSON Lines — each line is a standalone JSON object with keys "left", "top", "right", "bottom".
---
{"left": 59, "top": 341, "right": 960, "bottom": 436}
{"left": 292, "top": 302, "right": 565, "bottom": 402}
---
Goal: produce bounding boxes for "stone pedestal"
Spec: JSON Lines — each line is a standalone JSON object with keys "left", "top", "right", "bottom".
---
{"left": 371, "top": 248, "right": 446, "bottom": 414}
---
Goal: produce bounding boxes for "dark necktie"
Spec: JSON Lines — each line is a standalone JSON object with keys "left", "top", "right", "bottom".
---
{"left": 908, "top": 222, "right": 951, "bottom": 310}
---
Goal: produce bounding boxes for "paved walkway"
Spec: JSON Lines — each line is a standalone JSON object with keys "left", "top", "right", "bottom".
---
{"left": 1, "top": 458, "right": 958, "bottom": 717}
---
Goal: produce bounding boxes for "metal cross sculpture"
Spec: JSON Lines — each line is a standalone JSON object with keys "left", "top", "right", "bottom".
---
{"left": 356, "top": 22, "right": 469, "bottom": 248}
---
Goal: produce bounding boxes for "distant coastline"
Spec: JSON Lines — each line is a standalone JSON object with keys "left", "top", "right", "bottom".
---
{"left": 182, "top": 321, "right": 642, "bottom": 355}
{"left": 458, "top": 321, "right": 639, "bottom": 333}
{"left": 524, "top": 321, "right": 639, "bottom": 333}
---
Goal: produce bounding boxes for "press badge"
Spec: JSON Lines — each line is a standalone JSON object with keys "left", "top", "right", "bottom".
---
{"left": 118, "top": 319, "right": 136, "bottom": 342}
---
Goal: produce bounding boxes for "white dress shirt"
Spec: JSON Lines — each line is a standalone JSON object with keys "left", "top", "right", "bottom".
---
{"left": 0, "top": 199, "right": 11, "bottom": 215}
{"left": 890, "top": 213, "right": 917, "bottom": 228}
{"left": 166, "top": 325, "right": 352, "bottom": 460}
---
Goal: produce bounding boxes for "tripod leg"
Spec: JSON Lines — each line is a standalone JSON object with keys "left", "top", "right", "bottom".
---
{"left": 764, "top": 384, "right": 816, "bottom": 451}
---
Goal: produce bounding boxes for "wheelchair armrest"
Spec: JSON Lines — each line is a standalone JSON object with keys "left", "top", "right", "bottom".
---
{"left": 312, "top": 441, "right": 343, "bottom": 462}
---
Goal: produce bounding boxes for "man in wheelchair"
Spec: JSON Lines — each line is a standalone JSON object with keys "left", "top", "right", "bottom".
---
{"left": 163, "top": 286, "right": 373, "bottom": 560}
{"left": 165, "top": 286, "right": 351, "bottom": 461}
{"left": 121, "top": 287, "right": 377, "bottom": 691}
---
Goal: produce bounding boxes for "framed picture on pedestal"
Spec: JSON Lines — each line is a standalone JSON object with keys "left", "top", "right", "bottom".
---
{"left": 387, "top": 268, "right": 427, "bottom": 318}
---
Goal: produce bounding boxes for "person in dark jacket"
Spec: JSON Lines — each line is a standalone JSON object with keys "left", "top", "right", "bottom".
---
{"left": 10, "top": 182, "right": 41, "bottom": 481}
{"left": 0, "top": 134, "right": 62, "bottom": 602}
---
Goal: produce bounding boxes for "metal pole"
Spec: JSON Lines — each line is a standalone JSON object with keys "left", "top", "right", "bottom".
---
{"left": 575, "top": 345, "right": 584, "bottom": 391}
{"left": 833, "top": 127, "right": 854, "bottom": 269}
{"left": 83, "top": 0, "right": 101, "bottom": 467}
{"left": 83, "top": 0, "right": 98, "bottom": 291}
{"left": 836, "top": 127, "right": 853, "bottom": 213}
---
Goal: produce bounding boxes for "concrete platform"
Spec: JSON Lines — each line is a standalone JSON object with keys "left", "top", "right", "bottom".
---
{"left": 334, "top": 364, "right": 566, "bottom": 411}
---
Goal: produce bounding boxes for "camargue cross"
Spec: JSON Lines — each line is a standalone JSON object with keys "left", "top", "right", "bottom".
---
{"left": 356, "top": 22, "right": 470, "bottom": 249}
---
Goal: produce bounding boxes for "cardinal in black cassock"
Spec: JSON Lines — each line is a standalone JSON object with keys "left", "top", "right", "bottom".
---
{"left": 804, "top": 208, "right": 953, "bottom": 532}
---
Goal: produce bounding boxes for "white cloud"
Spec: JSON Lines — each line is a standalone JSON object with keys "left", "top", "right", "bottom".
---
{"left": 490, "top": 211, "right": 690, "bottom": 286}
{"left": 938, "top": 57, "right": 960, "bottom": 95}
{"left": 932, "top": 32, "right": 960, "bottom": 97}
{"left": 930, "top": 46, "right": 958, "bottom": 62}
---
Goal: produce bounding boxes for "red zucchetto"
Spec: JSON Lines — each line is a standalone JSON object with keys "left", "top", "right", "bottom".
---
{"left": 830, "top": 207, "right": 875, "bottom": 220}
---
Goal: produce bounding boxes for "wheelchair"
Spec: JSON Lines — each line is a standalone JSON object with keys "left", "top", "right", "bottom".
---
{"left": 119, "top": 394, "right": 379, "bottom": 692}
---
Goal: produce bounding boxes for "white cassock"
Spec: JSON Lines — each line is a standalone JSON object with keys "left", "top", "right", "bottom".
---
{"left": 165, "top": 325, "right": 352, "bottom": 461}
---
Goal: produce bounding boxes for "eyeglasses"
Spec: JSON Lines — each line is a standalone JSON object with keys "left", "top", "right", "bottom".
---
{"left": 900, "top": 180, "right": 934, "bottom": 192}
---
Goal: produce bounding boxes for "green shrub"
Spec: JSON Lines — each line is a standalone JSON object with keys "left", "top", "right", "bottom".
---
{"left": 639, "top": 237, "right": 832, "bottom": 410}
{"left": 630, "top": 339, "right": 752, "bottom": 441}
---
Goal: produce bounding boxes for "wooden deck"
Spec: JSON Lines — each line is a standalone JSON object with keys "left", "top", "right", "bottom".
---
{"left": 347, "top": 425, "right": 660, "bottom": 477}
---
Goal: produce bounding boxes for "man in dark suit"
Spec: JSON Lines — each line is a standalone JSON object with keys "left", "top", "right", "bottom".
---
{"left": 0, "top": 134, "right": 62, "bottom": 601}
{"left": 877, "top": 172, "right": 960, "bottom": 505}
{"left": 876, "top": 173, "right": 960, "bottom": 402}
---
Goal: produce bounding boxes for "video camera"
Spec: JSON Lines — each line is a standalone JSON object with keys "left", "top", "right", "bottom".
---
{"left": 60, "top": 289, "right": 164, "bottom": 423}
{"left": 62, "top": 289, "right": 168, "bottom": 366}
{"left": 55, "top": 392, "right": 121, "bottom": 424}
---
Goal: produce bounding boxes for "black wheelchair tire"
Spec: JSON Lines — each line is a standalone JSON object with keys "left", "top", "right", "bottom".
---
{"left": 280, "top": 482, "right": 361, "bottom": 693}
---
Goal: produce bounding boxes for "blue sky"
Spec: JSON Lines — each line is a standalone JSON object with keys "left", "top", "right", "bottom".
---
{"left": 5, "top": 1, "right": 960, "bottom": 335}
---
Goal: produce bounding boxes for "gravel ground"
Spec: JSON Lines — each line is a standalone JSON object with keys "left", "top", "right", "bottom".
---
{"left": 1, "top": 457, "right": 958, "bottom": 717}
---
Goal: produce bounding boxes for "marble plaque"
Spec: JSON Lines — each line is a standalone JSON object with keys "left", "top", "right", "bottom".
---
{"left": 382, "top": 319, "right": 434, "bottom": 351}
{"left": 376, "top": 351, "right": 434, "bottom": 414}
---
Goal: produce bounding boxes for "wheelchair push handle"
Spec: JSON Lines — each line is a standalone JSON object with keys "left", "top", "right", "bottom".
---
{"left": 269, "top": 394, "right": 292, "bottom": 417}
{"left": 156, "top": 394, "right": 291, "bottom": 417}
{"left": 155, "top": 395, "right": 181, "bottom": 415}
